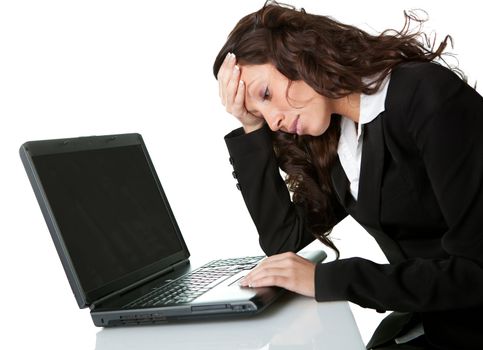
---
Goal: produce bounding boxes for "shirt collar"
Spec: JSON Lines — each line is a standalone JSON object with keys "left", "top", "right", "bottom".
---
{"left": 355, "top": 74, "right": 390, "bottom": 140}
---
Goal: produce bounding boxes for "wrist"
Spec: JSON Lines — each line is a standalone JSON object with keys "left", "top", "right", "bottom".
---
{"left": 243, "top": 122, "right": 264, "bottom": 134}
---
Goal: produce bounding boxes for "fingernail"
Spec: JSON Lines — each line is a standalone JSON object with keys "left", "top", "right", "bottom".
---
{"left": 233, "top": 65, "right": 239, "bottom": 73}
{"left": 239, "top": 80, "right": 244, "bottom": 86}
{"left": 238, "top": 278, "right": 247, "bottom": 286}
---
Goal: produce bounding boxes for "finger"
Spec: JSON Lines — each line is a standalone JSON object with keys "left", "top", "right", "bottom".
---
{"left": 256, "top": 252, "right": 299, "bottom": 268}
{"left": 231, "top": 79, "right": 246, "bottom": 115}
{"left": 217, "top": 52, "right": 234, "bottom": 82}
{"left": 218, "top": 52, "right": 232, "bottom": 100}
{"left": 240, "top": 253, "right": 316, "bottom": 297}
{"left": 242, "top": 259, "right": 291, "bottom": 284}
{"left": 219, "top": 53, "right": 237, "bottom": 104}
{"left": 242, "top": 252, "right": 303, "bottom": 276}
{"left": 242, "top": 253, "right": 304, "bottom": 282}
{"left": 242, "top": 268, "right": 289, "bottom": 288}
{"left": 225, "top": 65, "right": 241, "bottom": 112}
{"left": 248, "top": 266, "right": 289, "bottom": 282}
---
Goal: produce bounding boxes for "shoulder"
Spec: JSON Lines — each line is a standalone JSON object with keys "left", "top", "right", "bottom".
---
{"left": 383, "top": 61, "right": 483, "bottom": 152}
{"left": 391, "top": 61, "right": 460, "bottom": 80}
{"left": 390, "top": 61, "right": 463, "bottom": 87}
{"left": 383, "top": 61, "right": 478, "bottom": 136}
{"left": 386, "top": 62, "right": 465, "bottom": 115}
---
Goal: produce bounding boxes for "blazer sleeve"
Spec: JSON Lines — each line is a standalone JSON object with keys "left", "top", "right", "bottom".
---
{"left": 225, "top": 125, "right": 347, "bottom": 255}
{"left": 315, "top": 63, "right": 483, "bottom": 312}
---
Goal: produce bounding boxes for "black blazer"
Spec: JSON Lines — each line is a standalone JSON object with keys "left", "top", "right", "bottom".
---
{"left": 225, "top": 62, "right": 483, "bottom": 349}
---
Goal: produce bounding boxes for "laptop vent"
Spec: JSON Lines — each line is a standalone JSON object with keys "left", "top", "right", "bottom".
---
{"left": 112, "top": 314, "right": 168, "bottom": 326}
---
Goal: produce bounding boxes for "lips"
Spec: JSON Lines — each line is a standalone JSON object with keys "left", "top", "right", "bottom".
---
{"left": 289, "top": 115, "right": 300, "bottom": 134}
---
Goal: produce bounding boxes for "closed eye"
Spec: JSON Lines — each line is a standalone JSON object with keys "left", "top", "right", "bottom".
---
{"left": 262, "top": 87, "right": 270, "bottom": 101}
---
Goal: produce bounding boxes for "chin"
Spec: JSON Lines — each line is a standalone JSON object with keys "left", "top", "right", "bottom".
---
{"left": 305, "top": 128, "right": 325, "bottom": 137}
{"left": 299, "top": 120, "right": 329, "bottom": 137}
{"left": 312, "top": 124, "right": 331, "bottom": 137}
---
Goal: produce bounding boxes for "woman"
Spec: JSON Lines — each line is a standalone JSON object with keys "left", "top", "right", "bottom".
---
{"left": 213, "top": 2, "right": 483, "bottom": 350}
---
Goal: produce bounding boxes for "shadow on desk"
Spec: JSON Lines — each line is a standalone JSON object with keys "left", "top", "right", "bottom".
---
{"left": 95, "top": 293, "right": 365, "bottom": 350}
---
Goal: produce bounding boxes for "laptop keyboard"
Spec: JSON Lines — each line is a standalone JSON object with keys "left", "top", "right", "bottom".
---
{"left": 123, "top": 256, "right": 264, "bottom": 308}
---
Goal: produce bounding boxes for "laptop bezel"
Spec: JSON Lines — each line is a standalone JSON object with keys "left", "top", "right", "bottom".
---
{"left": 19, "top": 133, "right": 191, "bottom": 308}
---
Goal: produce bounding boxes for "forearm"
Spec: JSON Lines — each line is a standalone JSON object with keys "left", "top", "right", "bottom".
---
{"left": 315, "top": 256, "right": 483, "bottom": 312}
{"left": 225, "top": 125, "right": 315, "bottom": 255}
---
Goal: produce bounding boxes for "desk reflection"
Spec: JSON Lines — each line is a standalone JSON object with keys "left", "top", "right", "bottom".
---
{"left": 95, "top": 294, "right": 365, "bottom": 350}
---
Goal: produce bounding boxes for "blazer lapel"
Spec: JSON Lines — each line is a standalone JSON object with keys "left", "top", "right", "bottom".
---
{"left": 331, "top": 113, "right": 407, "bottom": 262}
{"left": 330, "top": 156, "right": 353, "bottom": 208}
{"left": 356, "top": 113, "right": 385, "bottom": 230}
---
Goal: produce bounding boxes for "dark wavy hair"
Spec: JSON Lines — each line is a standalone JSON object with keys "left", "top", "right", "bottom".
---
{"left": 213, "top": 1, "right": 456, "bottom": 257}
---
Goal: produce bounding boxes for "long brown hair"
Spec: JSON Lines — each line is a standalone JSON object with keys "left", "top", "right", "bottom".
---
{"left": 213, "top": 1, "right": 455, "bottom": 257}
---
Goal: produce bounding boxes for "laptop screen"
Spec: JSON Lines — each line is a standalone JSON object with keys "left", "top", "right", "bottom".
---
{"left": 28, "top": 139, "right": 187, "bottom": 303}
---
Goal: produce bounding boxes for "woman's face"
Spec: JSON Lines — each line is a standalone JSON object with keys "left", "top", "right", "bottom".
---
{"left": 239, "top": 63, "right": 334, "bottom": 136}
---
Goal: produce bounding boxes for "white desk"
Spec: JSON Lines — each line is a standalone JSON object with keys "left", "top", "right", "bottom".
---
{"left": 95, "top": 294, "right": 365, "bottom": 350}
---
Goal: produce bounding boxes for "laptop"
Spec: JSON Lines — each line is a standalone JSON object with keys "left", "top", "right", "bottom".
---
{"left": 19, "top": 133, "right": 326, "bottom": 327}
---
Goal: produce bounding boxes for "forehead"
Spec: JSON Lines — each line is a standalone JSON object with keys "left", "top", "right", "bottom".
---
{"left": 240, "top": 63, "right": 280, "bottom": 82}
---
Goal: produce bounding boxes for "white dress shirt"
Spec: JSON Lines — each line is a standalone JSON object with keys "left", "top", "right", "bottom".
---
{"left": 337, "top": 76, "right": 390, "bottom": 200}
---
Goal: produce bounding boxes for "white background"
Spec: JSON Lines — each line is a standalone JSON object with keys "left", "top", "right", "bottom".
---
{"left": 0, "top": 1, "right": 481, "bottom": 349}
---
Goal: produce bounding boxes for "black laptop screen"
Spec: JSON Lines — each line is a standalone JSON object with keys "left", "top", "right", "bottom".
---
{"left": 31, "top": 145, "right": 183, "bottom": 295}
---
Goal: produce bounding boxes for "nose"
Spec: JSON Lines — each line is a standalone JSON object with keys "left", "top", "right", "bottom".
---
{"left": 266, "top": 112, "right": 285, "bottom": 132}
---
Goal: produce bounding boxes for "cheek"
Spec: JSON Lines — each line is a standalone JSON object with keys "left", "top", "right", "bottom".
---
{"left": 304, "top": 100, "right": 332, "bottom": 135}
{"left": 288, "top": 81, "right": 318, "bottom": 104}
{"left": 306, "top": 97, "right": 330, "bottom": 119}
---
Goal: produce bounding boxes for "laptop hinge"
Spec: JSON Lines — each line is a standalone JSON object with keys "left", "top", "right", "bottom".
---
{"left": 89, "top": 259, "right": 190, "bottom": 309}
